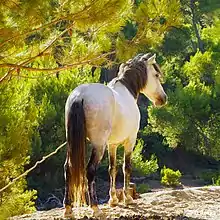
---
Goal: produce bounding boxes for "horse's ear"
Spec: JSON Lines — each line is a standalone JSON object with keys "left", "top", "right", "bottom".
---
{"left": 119, "top": 63, "right": 126, "bottom": 74}
{"left": 147, "top": 54, "right": 156, "bottom": 64}
{"left": 142, "top": 53, "right": 156, "bottom": 64}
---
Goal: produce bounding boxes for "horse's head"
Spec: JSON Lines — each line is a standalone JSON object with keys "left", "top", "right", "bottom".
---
{"left": 118, "top": 53, "right": 167, "bottom": 106}
{"left": 139, "top": 53, "right": 167, "bottom": 106}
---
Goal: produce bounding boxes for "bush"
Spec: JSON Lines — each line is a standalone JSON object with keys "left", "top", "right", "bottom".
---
{"left": 213, "top": 176, "right": 220, "bottom": 186}
{"left": 132, "top": 139, "right": 159, "bottom": 176}
{"left": 200, "top": 170, "right": 220, "bottom": 185}
{"left": 0, "top": 187, "right": 36, "bottom": 220}
{"left": 160, "top": 166, "right": 182, "bottom": 187}
{"left": 98, "top": 139, "right": 158, "bottom": 180}
{"left": 136, "top": 183, "right": 150, "bottom": 194}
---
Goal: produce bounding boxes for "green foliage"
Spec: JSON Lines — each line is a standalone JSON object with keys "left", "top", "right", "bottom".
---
{"left": 213, "top": 176, "right": 220, "bottom": 186}
{"left": 198, "top": 0, "right": 220, "bottom": 15}
{"left": 202, "top": 20, "right": 220, "bottom": 51}
{"left": 200, "top": 170, "right": 220, "bottom": 185}
{"left": 0, "top": 187, "right": 36, "bottom": 220}
{"left": 132, "top": 139, "right": 159, "bottom": 176}
{"left": 117, "top": 0, "right": 183, "bottom": 60}
{"left": 161, "top": 27, "right": 193, "bottom": 55}
{"left": 0, "top": 0, "right": 133, "bottom": 82}
{"left": 183, "top": 51, "right": 215, "bottom": 84}
{"left": 0, "top": 0, "right": 220, "bottom": 218}
{"left": 148, "top": 46, "right": 220, "bottom": 159}
{"left": 28, "top": 68, "right": 99, "bottom": 198}
{"left": 136, "top": 183, "right": 150, "bottom": 194}
{"left": 0, "top": 0, "right": 183, "bottom": 81}
{"left": 161, "top": 166, "right": 182, "bottom": 187}
{"left": 0, "top": 80, "right": 37, "bottom": 218}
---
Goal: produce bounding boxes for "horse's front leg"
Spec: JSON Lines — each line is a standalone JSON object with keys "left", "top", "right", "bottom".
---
{"left": 87, "top": 146, "right": 105, "bottom": 217}
{"left": 123, "top": 138, "right": 136, "bottom": 206}
{"left": 108, "top": 144, "right": 119, "bottom": 207}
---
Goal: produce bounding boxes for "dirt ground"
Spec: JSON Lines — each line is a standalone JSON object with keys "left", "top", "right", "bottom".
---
{"left": 11, "top": 186, "right": 220, "bottom": 220}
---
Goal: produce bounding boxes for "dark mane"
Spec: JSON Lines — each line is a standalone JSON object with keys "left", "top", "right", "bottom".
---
{"left": 116, "top": 54, "right": 152, "bottom": 99}
{"left": 108, "top": 53, "right": 162, "bottom": 99}
{"left": 117, "top": 61, "right": 147, "bottom": 99}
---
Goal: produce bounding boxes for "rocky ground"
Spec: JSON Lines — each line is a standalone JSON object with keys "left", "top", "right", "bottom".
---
{"left": 12, "top": 186, "right": 220, "bottom": 220}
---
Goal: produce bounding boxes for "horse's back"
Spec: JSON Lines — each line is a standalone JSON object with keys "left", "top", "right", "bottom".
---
{"left": 66, "top": 83, "right": 115, "bottom": 146}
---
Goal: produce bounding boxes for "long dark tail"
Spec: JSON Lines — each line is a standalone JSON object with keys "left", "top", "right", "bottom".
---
{"left": 66, "top": 99, "right": 86, "bottom": 207}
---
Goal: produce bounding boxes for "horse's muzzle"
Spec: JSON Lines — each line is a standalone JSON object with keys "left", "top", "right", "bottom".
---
{"left": 154, "top": 94, "right": 167, "bottom": 106}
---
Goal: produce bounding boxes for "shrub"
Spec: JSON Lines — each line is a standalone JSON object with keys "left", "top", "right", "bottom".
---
{"left": 136, "top": 183, "right": 150, "bottom": 194}
{"left": 132, "top": 139, "right": 159, "bottom": 176}
{"left": 200, "top": 170, "right": 220, "bottom": 185}
{"left": 98, "top": 139, "right": 159, "bottom": 179}
{"left": 160, "top": 166, "right": 182, "bottom": 187}
{"left": 0, "top": 187, "right": 36, "bottom": 220}
{"left": 213, "top": 176, "right": 220, "bottom": 186}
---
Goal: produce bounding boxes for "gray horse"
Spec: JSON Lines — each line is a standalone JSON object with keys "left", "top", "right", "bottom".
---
{"left": 63, "top": 53, "right": 167, "bottom": 217}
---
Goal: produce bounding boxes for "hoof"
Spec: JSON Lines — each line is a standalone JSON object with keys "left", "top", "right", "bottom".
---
{"left": 108, "top": 197, "right": 119, "bottom": 207}
{"left": 63, "top": 205, "right": 72, "bottom": 218}
{"left": 124, "top": 195, "right": 135, "bottom": 206}
{"left": 91, "top": 205, "right": 103, "bottom": 218}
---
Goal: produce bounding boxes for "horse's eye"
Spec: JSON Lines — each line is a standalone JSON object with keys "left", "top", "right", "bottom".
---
{"left": 155, "top": 73, "right": 159, "bottom": 78}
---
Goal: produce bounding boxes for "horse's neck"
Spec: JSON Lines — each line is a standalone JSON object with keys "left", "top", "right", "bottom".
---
{"left": 108, "top": 81, "right": 137, "bottom": 103}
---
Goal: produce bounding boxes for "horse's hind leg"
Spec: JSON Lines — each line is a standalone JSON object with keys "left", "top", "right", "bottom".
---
{"left": 123, "top": 137, "right": 136, "bottom": 205}
{"left": 63, "top": 155, "right": 72, "bottom": 217}
{"left": 108, "top": 144, "right": 119, "bottom": 207}
{"left": 87, "top": 145, "right": 105, "bottom": 217}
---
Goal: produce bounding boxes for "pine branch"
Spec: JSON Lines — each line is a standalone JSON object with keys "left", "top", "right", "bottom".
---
{"left": 0, "top": 51, "right": 115, "bottom": 82}
{"left": 0, "top": 71, "right": 11, "bottom": 83}
{"left": 17, "top": 27, "right": 73, "bottom": 69}
{"left": 0, "top": 17, "right": 69, "bottom": 49}
{"left": 0, "top": 0, "right": 99, "bottom": 49}
{"left": 0, "top": 25, "right": 74, "bottom": 82}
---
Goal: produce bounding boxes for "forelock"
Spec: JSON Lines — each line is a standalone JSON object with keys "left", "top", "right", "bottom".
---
{"left": 119, "top": 56, "right": 147, "bottom": 76}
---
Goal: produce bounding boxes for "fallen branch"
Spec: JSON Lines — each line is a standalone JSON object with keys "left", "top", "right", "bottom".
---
{"left": 0, "top": 141, "right": 67, "bottom": 193}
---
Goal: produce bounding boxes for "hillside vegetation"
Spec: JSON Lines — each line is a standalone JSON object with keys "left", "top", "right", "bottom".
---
{"left": 0, "top": 0, "right": 220, "bottom": 219}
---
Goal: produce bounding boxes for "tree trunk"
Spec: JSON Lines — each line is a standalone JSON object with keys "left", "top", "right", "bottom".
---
{"left": 190, "top": 0, "right": 205, "bottom": 53}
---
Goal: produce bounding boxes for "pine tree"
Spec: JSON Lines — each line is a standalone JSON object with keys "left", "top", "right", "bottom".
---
{"left": 0, "top": 79, "right": 37, "bottom": 219}
{"left": 148, "top": 5, "right": 220, "bottom": 160}
{"left": 0, "top": 0, "right": 183, "bottom": 81}
{"left": 0, "top": 0, "right": 132, "bottom": 81}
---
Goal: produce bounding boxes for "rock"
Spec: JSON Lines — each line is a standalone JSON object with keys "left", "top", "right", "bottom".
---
{"left": 11, "top": 186, "right": 220, "bottom": 220}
